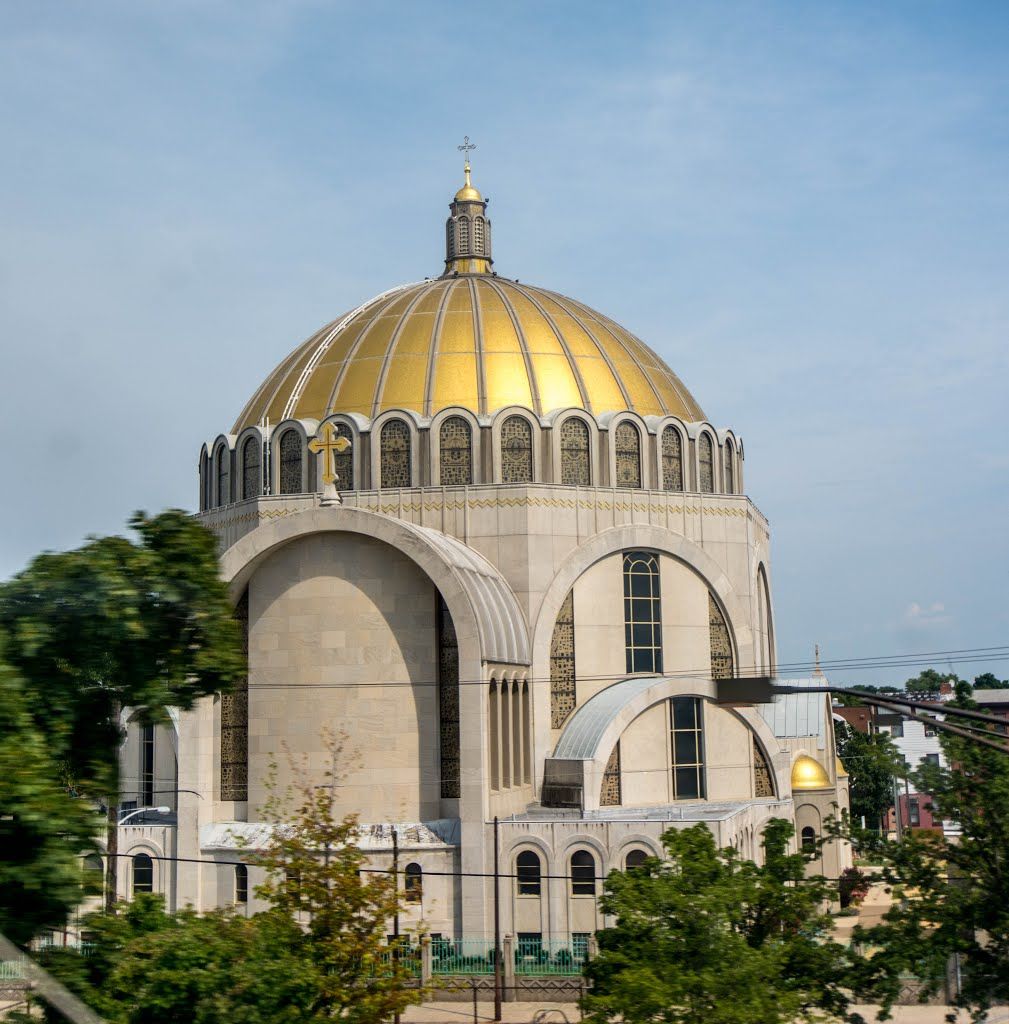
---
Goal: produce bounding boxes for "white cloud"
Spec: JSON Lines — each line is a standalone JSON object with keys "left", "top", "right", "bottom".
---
{"left": 901, "top": 602, "right": 951, "bottom": 631}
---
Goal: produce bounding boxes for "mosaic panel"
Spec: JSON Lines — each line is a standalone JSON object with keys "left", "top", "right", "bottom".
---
{"left": 438, "top": 596, "right": 461, "bottom": 799}
{"left": 600, "top": 743, "right": 621, "bottom": 806}
{"left": 708, "top": 593, "right": 734, "bottom": 680}
{"left": 380, "top": 418, "right": 412, "bottom": 488}
{"left": 440, "top": 416, "right": 473, "bottom": 486}
{"left": 560, "top": 418, "right": 590, "bottom": 485}
{"left": 221, "top": 590, "right": 249, "bottom": 801}
{"left": 661, "top": 426, "right": 683, "bottom": 491}
{"left": 278, "top": 430, "right": 302, "bottom": 495}
{"left": 550, "top": 590, "right": 576, "bottom": 729}
{"left": 501, "top": 415, "right": 533, "bottom": 483}
{"left": 754, "top": 742, "right": 774, "bottom": 797}
{"left": 614, "top": 421, "right": 642, "bottom": 488}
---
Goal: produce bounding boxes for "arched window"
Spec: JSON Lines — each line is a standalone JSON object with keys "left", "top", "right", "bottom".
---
{"left": 83, "top": 853, "right": 103, "bottom": 876}
{"left": 501, "top": 415, "right": 533, "bottom": 483}
{"left": 474, "top": 216, "right": 486, "bottom": 254}
{"left": 242, "top": 436, "right": 261, "bottom": 500}
{"left": 199, "top": 451, "right": 209, "bottom": 511}
{"left": 708, "top": 594, "right": 734, "bottom": 680}
{"left": 661, "top": 427, "right": 683, "bottom": 491}
{"left": 550, "top": 591, "right": 576, "bottom": 728}
{"left": 800, "top": 826, "right": 817, "bottom": 853}
{"left": 332, "top": 422, "right": 354, "bottom": 491}
{"left": 404, "top": 863, "right": 423, "bottom": 903}
{"left": 380, "top": 419, "right": 412, "bottom": 488}
{"left": 440, "top": 416, "right": 472, "bottom": 485}
{"left": 624, "top": 849, "right": 649, "bottom": 872}
{"left": 458, "top": 216, "right": 470, "bottom": 250}
{"left": 560, "top": 418, "right": 590, "bottom": 485}
{"left": 516, "top": 851, "right": 542, "bottom": 896}
{"left": 216, "top": 446, "right": 230, "bottom": 507}
{"left": 235, "top": 864, "right": 248, "bottom": 904}
{"left": 698, "top": 434, "right": 714, "bottom": 493}
{"left": 724, "top": 441, "right": 735, "bottom": 494}
{"left": 437, "top": 596, "right": 460, "bottom": 799}
{"left": 278, "top": 430, "right": 303, "bottom": 495}
{"left": 670, "top": 697, "right": 706, "bottom": 800}
{"left": 446, "top": 221, "right": 456, "bottom": 259}
{"left": 623, "top": 551, "right": 662, "bottom": 674}
{"left": 489, "top": 682, "right": 499, "bottom": 792}
{"left": 570, "top": 851, "right": 596, "bottom": 896}
{"left": 132, "top": 853, "right": 153, "bottom": 895}
{"left": 614, "top": 421, "right": 642, "bottom": 488}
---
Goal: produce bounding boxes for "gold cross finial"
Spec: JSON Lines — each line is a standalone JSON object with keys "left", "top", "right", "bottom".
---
{"left": 308, "top": 422, "right": 352, "bottom": 486}
{"left": 457, "top": 135, "right": 476, "bottom": 172}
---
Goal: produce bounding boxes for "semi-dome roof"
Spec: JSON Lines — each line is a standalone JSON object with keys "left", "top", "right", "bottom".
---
{"left": 233, "top": 277, "right": 706, "bottom": 432}
{"left": 232, "top": 160, "right": 706, "bottom": 433}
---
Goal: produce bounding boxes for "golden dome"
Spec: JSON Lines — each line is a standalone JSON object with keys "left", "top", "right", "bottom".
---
{"left": 233, "top": 276, "right": 706, "bottom": 431}
{"left": 454, "top": 163, "right": 483, "bottom": 202}
{"left": 791, "top": 755, "right": 831, "bottom": 791}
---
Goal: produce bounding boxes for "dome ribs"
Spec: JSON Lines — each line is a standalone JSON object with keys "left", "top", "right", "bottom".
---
{"left": 422, "top": 278, "right": 459, "bottom": 418}
{"left": 372, "top": 282, "right": 439, "bottom": 419}
{"left": 483, "top": 277, "right": 542, "bottom": 417}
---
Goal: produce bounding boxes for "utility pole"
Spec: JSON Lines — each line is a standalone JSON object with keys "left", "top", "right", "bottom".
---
{"left": 493, "top": 815, "right": 502, "bottom": 1022}
{"left": 392, "top": 827, "right": 400, "bottom": 1024}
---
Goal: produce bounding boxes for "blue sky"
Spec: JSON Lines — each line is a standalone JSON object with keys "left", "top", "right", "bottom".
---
{"left": 1, "top": 2, "right": 1006, "bottom": 685}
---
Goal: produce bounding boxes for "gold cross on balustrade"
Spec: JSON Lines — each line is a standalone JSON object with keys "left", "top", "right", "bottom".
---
{"left": 308, "top": 423, "right": 351, "bottom": 486}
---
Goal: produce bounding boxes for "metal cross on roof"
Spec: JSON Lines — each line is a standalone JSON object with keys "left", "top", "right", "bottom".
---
{"left": 457, "top": 135, "right": 476, "bottom": 165}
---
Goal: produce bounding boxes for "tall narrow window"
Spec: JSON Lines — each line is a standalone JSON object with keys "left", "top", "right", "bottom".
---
{"left": 132, "top": 854, "right": 153, "bottom": 895}
{"left": 623, "top": 552, "right": 662, "bottom": 674}
{"left": 570, "top": 851, "right": 596, "bottom": 896}
{"left": 511, "top": 680, "right": 522, "bottom": 787}
{"left": 380, "top": 419, "right": 412, "bottom": 488}
{"left": 458, "top": 216, "right": 470, "bottom": 251}
{"left": 724, "top": 441, "right": 735, "bottom": 494}
{"left": 661, "top": 427, "right": 683, "bottom": 491}
{"left": 489, "top": 682, "right": 499, "bottom": 791}
{"left": 235, "top": 864, "right": 248, "bottom": 904}
{"left": 560, "top": 418, "right": 590, "bottom": 485}
{"left": 708, "top": 594, "right": 734, "bottom": 680}
{"left": 199, "top": 451, "right": 209, "bottom": 511}
{"left": 600, "top": 743, "right": 621, "bottom": 806}
{"left": 216, "top": 447, "right": 230, "bottom": 507}
{"left": 404, "top": 863, "right": 423, "bottom": 903}
{"left": 278, "top": 430, "right": 303, "bottom": 495}
{"left": 501, "top": 415, "right": 533, "bottom": 483}
{"left": 698, "top": 434, "right": 714, "bottom": 493}
{"left": 440, "top": 416, "right": 472, "bottom": 485}
{"left": 521, "top": 680, "right": 531, "bottom": 784}
{"left": 332, "top": 422, "right": 354, "bottom": 491}
{"left": 614, "top": 421, "right": 642, "bottom": 488}
{"left": 140, "top": 724, "right": 154, "bottom": 807}
{"left": 670, "top": 697, "right": 705, "bottom": 799}
{"left": 437, "top": 596, "right": 460, "bottom": 799}
{"left": 754, "top": 742, "right": 774, "bottom": 797}
{"left": 800, "top": 826, "right": 817, "bottom": 852}
{"left": 221, "top": 591, "right": 249, "bottom": 801}
{"left": 242, "top": 436, "right": 261, "bottom": 500}
{"left": 516, "top": 851, "right": 542, "bottom": 895}
{"left": 550, "top": 591, "right": 576, "bottom": 728}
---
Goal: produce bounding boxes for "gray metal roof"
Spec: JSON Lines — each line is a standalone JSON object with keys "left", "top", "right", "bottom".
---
{"left": 552, "top": 676, "right": 665, "bottom": 760}
{"left": 758, "top": 677, "right": 828, "bottom": 747}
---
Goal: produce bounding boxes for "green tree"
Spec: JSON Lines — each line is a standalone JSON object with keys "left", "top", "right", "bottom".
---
{"left": 0, "top": 510, "right": 243, "bottom": 917}
{"left": 836, "top": 722, "right": 904, "bottom": 831}
{"left": 850, "top": 683, "right": 1009, "bottom": 1020}
{"left": 973, "top": 671, "right": 1009, "bottom": 690}
{"left": 583, "top": 820, "right": 864, "bottom": 1024}
{"left": 0, "top": 652, "right": 102, "bottom": 945}
{"left": 904, "top": 668, "right": 962, "bottom": 694}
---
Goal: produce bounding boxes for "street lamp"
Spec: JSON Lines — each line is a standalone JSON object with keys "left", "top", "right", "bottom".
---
{"left": 118, "top": 806, "right": 171, "bottom": 825}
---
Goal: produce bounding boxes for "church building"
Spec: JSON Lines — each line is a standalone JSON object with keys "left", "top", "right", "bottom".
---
{"left": 114, "top": 157, "right": 851, "bottom": 939}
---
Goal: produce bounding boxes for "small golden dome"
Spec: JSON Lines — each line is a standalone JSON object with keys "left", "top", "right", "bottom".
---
{"left": 835, "top": 757, "right": 848, "bottom": 777}
{"left": 455, "top": 163, "right": 483, "bottom": 202}
{"left": 792, "top": 755, "right": 831, "bottom": 790}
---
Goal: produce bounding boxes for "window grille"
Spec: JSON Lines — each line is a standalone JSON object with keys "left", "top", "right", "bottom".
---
{"left": 458, "top": 216, "right": 470, "bottom": 251}
{"left": 474, "top": 217, "right": 486, "bottom": 253}
{"left": 623, "top": 551, "right": 662, "bottom": 674}
{"left": 439, "top": 416, "right": 472, "bottom": 485}
{"left": 501, "top": 415, "right": 533, "bottom": 483}
{"left": 380, "top": 419, "right": 412, "bottom": 488}
{"left": 438, "top": 596, "right": 460, "bottom": 799}
{"left": 661, "top": 427, "right": 683, "bottom": 491}
{"left": 670, "top": 697, "right": 705, "bottom": 800}
{"left": 560, "top": 418, "right": 590, "bottom": 485}
{"left": 242, "top": 437, "right": 261, "bottom": 500}
{"left": 549, "top": 591, "right": 576, "bottom": 728}
{"left": 278, "top": 430, "right": 303, "bottom": 495}
{"left": 600, "top": 743, "right": 621, "bottom": 806}
{"left": 708, "top": 594, "right": 734, "bottom": 680}
{"left": 698, "top": 434, "right": 714, "bottom": 493}
{"left": 516, "top": 851, "right": 541, "bottom": 895}
{"left": 614, "top": 421, "right": 642, "bottom": 488}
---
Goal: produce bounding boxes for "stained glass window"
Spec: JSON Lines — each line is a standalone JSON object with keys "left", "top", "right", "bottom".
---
{"left": 754, "top": 742, "right": 774, "bottom": 797}
{"left": 698, "top": 434, "right": 714, "bottom": 493}
{"left": 614, "top": 421, "right": 642, "bottom": 488}
{"left": 623, "top": 551, "right": 662, "bottom": 674}
{"left": 600, "top": 743, "right": 621, "bottom": 806}
{"left": 550, "top": 591, "right": 576, "bottom": 728}
{"left": 560, "top": 418, "right": 590, "bottom": 485}
{"left": 242, "top": 437, "right": 261, "bottom": 500}
{"left": 438, "top": 596, "right": 460, "bottom": 799}
{"left": 724, "top": 441, "right": 735, "bottom": 494}
{"left": 501, "top": 415, "right": 533, "bottom": 483}
{"left": 380, "top": 419, "right": 412, "bottom": 488}
{"left": 216, "top": 447, "right": 230, "bottom": 507}
{"left": 332, "top": 422, "right": 354, "bottom": 491}
{"left": 708, "top": 594, "right": 734, "bottom": 680}
{"left": 440, "top": 416, "right": 472, "bottom": 486}
{"left": 661, "top": 427, "right": 683, "bottom": 491}
{"left": 278, "top": 430, "right": 302, "bottom": 495}
{"left": 221, "top": 591, "right": 249, "bottom": 801}
{"left": 670, "top": 697, "right": 705, "bottom": 799}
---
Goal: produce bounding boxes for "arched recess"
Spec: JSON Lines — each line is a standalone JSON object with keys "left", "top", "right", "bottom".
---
{"left": 756, "top": 564, "right": 775, "bottom": 675}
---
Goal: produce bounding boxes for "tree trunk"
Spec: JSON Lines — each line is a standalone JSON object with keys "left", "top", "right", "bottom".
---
{"left": 105, "top": 700, "right": 120, "bottom": 914}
